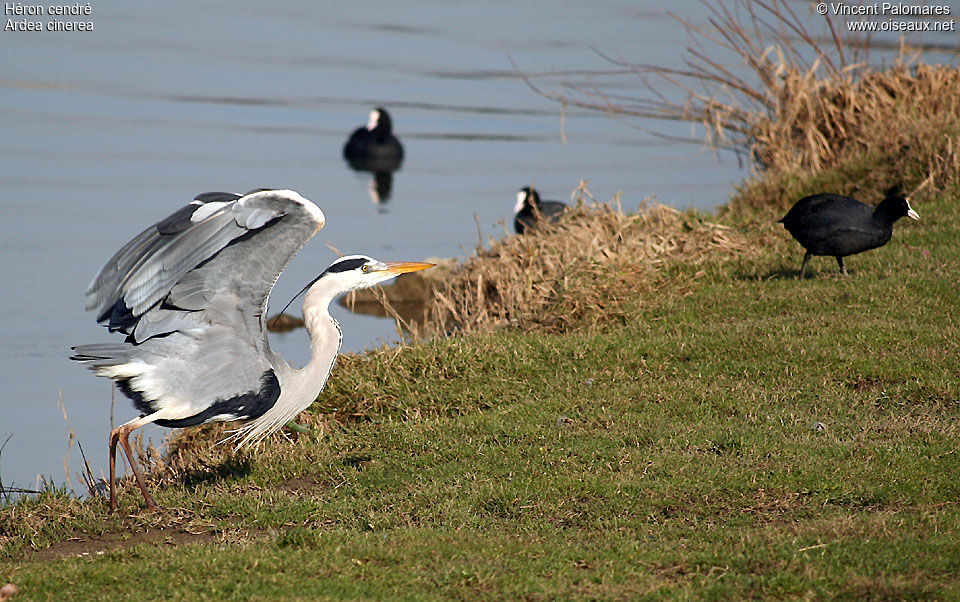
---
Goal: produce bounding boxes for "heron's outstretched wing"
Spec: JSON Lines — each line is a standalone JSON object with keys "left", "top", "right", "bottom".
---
{"left": 85, "top": 188, "right": 326, "bottom": 351}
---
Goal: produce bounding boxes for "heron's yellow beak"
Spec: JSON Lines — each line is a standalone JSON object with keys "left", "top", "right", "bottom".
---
{"left": 381, "top": 261, "right": 435, "bottom": 275}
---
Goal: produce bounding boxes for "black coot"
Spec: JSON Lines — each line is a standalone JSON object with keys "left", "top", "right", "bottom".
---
{"left": 343, "top": 107, "right": 404, "bottom": 170}
{"left": 343, "top": 107, "right": 403, "bottom": 203}
{"left": 514, "top": 187, "right": 567, "bottom": 234}
{"left": 779, "top": 191, "right": 919, "bottom": 278}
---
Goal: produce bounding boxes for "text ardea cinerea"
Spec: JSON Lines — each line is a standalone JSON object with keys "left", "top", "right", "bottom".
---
{"left": 71, "top": 189, "right": 433, "bottom": 511}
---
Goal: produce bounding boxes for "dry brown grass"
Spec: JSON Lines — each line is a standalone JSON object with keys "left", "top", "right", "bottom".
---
{"left": 424, "top": 183, "right": 752, "bottom": 335}
{"left": 727, "top": 59, "right": 960, "bottom": 216}
{"left": 752, "top": 62, "right": 960, "bottom": 172}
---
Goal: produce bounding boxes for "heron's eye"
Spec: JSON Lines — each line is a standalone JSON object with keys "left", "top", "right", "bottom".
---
{"left": 361, "top": 264, "right": 370, "bottom": 273}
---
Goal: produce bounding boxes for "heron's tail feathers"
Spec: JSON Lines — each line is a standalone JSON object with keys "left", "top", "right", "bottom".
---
{"left": 70, "top": 343, "right": 134, "bottom": 367}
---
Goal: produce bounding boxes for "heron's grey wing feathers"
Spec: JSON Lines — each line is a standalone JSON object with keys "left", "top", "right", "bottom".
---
{"left": 122, "top": 212, "right": 248, "bottom": 315}
{"left": 238, "top": 206, "right": 281, "bottom": 230}
{"left": 84, "top": 190, "right": 325, "bottom": 355}
{"left": 84, "top": 194, "right": 239, "bottom": 318}
{"left": 75, "top": 190, "right": 325, "bottom": 424}
{"left": 193, "top": 191, "right": 244, "bottom": 205}
{"left": 84, "top": 193, "right": 249, "bottom": 317}
{"left": 168, "top": 196, "right": 324, "bottom": 353}
{"left": 165, "top": 276, "right": 210, "bottom": 311}
{"left": 84, "top": 203, "right": 200, "bottom": 316}
{"left": 75, "top": 326, "right": 278, "bottom": 422}
{"left": 70, "top": 342, "right": 136, "bottom": 367}
{"left": 130, "top": 308, "right": 197, "bottom": 343}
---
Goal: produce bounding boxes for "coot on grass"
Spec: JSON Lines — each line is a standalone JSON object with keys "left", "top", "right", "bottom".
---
{"left": 779, "top": 191, "right": 919, "bottom": 278}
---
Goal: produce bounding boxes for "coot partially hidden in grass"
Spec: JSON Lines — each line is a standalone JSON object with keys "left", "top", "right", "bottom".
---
{"left": 514, "top": 187, "right": 567, "bottom": 234}
{"left": 779, "top": 191, "right": 919, "bottom": 278}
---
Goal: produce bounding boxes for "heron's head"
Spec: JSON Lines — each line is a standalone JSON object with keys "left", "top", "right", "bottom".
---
{"left": 306, "top": 255, "right": 433, "bottom": 304}
{"left": 515, "top": 187, "right": 540, "bottom": 213}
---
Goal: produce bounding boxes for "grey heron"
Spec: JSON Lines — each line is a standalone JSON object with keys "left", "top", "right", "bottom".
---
{"left": 779, "top": 192, "right": 919, "bottom": 278}
{"left": 513, "top": 187, "right": 567, "bottom": 234}
{"left": 71, "top": 188, "right": 433, "bottom": 511}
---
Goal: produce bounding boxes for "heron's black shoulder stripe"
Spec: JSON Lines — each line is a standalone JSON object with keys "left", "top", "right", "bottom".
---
{"left": 324, "top": 257, "right": 369, "bottom": 274}
{"left": 193, "top": 191, "right": 242, "bottom": 204}
{"left": 120, "top": 370, "right": 281, "bottom": 429}
{"left": 155, "top": 203, "right": 206, "bottom": 236}
{"left": 242, "top": 187, "right": 276, "bottom": 196}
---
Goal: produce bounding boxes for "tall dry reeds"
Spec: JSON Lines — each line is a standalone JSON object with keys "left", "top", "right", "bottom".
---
{"left": 732, "top": 61, "right": 960, "bottom": 214}
{"left": 520, "top": 0, "right": 960, "bottom": 180}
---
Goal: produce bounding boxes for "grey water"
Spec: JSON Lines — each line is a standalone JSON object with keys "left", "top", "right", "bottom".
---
{"left": 0, "top": 1, "right": 955, "bottom": 495}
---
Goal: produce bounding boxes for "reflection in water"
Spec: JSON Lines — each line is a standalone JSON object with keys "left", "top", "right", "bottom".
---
{"left": 343, "top": 107, "right": 404, "bottom": 203}
{"left": 345, "top": 158, "right": 401, "bottom": 204}
{"left": 368, "top": 170, "right": 395, "bottom": 204}
{"left": 266, "top": 313, "right": 305, "bottom": 333}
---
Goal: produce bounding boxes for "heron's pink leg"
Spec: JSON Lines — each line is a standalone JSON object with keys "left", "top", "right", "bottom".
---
{"left": 108, "top": 428, "right": 120, "bottom": 512}
{"left": 109, "top": 414, "right": 161, "bottom": 512}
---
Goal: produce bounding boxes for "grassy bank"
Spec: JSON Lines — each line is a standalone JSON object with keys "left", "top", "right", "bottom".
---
{"left": 5, "top": 0, "right": 960, "bottom": 595}
{"left": 2, "top": 176, "right": 958, "bottom": 596}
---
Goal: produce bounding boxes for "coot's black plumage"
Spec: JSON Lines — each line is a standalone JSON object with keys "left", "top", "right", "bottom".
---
{"left": 779, "top": 192, "right": 919, "bottom": 278}
{"left": 343, "top": 107, "right": 404, "bottom": 170}
{"left": 513, "top": 187, "right": 567, "bottom": 234}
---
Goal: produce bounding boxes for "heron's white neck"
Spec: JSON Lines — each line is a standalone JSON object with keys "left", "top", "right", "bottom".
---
{"left": 299, "top": 287, "right": 343, "bottom": 384}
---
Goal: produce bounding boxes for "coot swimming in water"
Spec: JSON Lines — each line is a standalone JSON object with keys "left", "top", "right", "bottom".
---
{"left": 514, "top": 187, "right": 567, "bottom": 234}
{"left": 343, "top": 107, "right": 404, "bottom": 169}
{"left": 779, "top": 192, "right": 919, "bottom": 278}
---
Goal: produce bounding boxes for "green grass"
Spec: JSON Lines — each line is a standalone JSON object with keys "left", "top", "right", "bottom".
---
{"left": 2, "top": 187, "right": 959, "bottom": 598}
